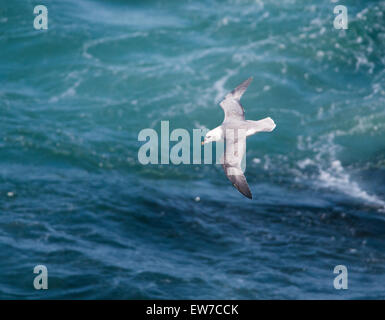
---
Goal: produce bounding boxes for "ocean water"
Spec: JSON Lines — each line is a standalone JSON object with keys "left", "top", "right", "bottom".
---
{"left": 1, "top": 0, "right": 385, "bottom": 299}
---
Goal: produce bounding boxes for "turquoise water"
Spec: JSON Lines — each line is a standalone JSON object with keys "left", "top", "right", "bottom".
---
{"left": 1, "top": 0, "right": 385, "bottom": 299}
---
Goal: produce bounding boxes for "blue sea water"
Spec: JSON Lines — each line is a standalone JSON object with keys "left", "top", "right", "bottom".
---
{"left": 1, "top": 0, "right": 385, "bottom": 299}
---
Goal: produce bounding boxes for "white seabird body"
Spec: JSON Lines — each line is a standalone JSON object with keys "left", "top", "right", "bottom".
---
{"left": 202, "top": 77, "right": 276, "bottom": 199}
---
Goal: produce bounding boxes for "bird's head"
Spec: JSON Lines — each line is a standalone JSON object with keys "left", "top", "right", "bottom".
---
{"left": 202, "top": 127, "right": 223, "bottom": 145}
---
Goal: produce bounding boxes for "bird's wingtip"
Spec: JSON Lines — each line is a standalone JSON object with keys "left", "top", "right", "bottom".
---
{"left": 245, "top": 77, "right": 253, "bottom": 84}
{"left": 239, "top": 186, "right": 253, "bottom": 199}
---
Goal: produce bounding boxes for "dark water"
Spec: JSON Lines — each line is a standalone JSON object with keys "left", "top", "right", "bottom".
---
{"left": 1, "top": 0, "right": 385, "bottom": 299}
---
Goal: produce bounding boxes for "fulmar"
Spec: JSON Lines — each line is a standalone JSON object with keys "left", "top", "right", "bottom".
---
{"left": 202, "top": 77, "right": 276, "bottom": 199}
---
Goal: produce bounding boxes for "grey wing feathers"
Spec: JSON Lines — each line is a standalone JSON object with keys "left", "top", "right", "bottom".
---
{"left": 222, "top": 167, "right": 252, "bottom": 199}
{"left": 221, "top": 130, "right": 252, "bottom": 199}
{"left": 219, "top": 77, "right": 253, "bottom": 122}
{"left": 230, "top": 77, "right": 253, "bottom": 101}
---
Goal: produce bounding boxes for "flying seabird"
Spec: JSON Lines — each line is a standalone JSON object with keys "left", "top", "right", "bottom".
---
{"left": 202, "top": 77, "right": 276, "bottom": 199}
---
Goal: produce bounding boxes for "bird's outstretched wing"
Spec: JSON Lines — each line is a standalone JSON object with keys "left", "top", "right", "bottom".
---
{"left": 221, "top": 129, "right": 252, "bottom": 199}
{"left": 219, "top": 77, "right": 253, "bottom": 122}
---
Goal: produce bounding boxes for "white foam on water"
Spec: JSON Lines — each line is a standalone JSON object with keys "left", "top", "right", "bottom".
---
{"left": 49, "top": 80, "right": 81, "bottom": 103}
{"left": 298, "top": 131, "right": 385, "bottom": 211}
{"left": 82, "top": 32, "right": 148, "bottom": 62}
{"left": 213, "top": 69, "right": 238, "bottom": 104}
{"left": 49, "top": 70, "right": 86, "bottom": 103}
{"left": 318, "top": 159, "right": 385, "bottom": 209}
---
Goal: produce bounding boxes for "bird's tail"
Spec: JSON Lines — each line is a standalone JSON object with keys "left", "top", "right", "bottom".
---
{"left": 246, "top": 117, "right": 276, "bottom": 135}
